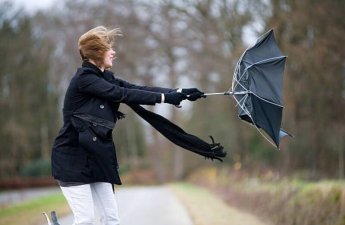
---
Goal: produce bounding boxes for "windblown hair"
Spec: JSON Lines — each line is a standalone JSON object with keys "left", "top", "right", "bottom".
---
{"left": 78, "top": 26, "right": 122, "bottom": 64}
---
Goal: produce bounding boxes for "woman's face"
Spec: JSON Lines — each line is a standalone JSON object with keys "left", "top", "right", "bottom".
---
{"left": 102, "top": 48, "right": 116, "bottom": 69}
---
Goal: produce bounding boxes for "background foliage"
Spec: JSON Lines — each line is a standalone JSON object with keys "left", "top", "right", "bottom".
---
{"left": 0, "top": 0, "right": 344, "bottom": 181}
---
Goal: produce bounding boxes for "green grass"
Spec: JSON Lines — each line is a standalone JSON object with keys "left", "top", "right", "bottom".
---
{"left": 169, "top": 182, "right": 269, "bottom": 225}
{"left": 0, "top": 192, "right": 70, "bottom": 225}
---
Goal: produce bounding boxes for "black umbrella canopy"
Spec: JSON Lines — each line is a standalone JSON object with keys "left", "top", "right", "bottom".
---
{"left": 232, "top": 29, "right": 291, "bottom": 148}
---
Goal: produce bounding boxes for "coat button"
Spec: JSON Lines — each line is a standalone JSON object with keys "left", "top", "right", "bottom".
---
{"left": 92, "top": 136, "right": 97, "bottom": 141}
{"left": 100, "top": 104, "right": 105, "bottom": 109}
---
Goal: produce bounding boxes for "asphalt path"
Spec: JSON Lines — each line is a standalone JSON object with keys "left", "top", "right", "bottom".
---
{"left": 53, "top": 186, "right": 194, "bottom": 225}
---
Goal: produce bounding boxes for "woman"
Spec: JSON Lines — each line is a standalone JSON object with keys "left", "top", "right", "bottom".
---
{"left": 51, "top": 26, "right": 204, "bottom": 225}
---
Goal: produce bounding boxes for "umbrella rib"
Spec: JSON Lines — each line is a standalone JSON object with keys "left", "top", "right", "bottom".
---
{"left": 231, "top": 66, "right": 244, "bottom": 91}
{"left": 231, "top": 50, "right": 247, "bottom": 91}
{"left": 231, "top": 73, "right": 248, "bottom": 93}
{"left": 233, "top": 94, "right": 246, "bottom": 107}
{"left": 247, "top": 56, "right": 286, "bottom": 67}
{"left": 237, "top": 56, "right": 286, "bottom": 84}
{"left": 229, "top": 69, "right": 249, "bottom": 94}
{"left": 253, "top": 122, "right": 280, "bottom": 149}
{"left": 233, "top": 55, "right": 286, "bottom": 89}
{"left": 232, "top": 59, "right": 285, "bottom": 108}
{"left": 250, "top": 92, "right": 283, "bottom": 108}
{"left": 237, "top": 93, "right": 248, "bottom": 108}
{"left": 237, "top": 56, "right": 286, "bottom": 90}
{"left": 232, "top": 77, "right": 283, "bottom": 108}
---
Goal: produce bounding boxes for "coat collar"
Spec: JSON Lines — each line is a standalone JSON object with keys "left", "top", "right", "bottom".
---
{"left": 81, "top": 61, "right": 115, "bottom": 81}
{"left": 82, "top": 61, "right": 104, "bottom": 76}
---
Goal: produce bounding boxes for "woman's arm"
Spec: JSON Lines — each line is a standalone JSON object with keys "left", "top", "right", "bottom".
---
{"left": 78, "top": 73, "right": 185, "bottom": 105}
{"left": 78, "top": 73, "right": 161, "bottom": 105}
{"left": 114, "top": 76, "right": 175, "bottom": 94}
{"left": 110, "top": 74, "right": 205, "bottom": 101}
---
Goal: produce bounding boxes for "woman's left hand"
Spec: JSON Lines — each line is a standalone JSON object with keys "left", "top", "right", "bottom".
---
{"left": 179, "top": 88, "right": 206, "bottom": 101}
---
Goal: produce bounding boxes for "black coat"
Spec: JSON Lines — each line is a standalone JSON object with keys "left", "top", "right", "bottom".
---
{"left": 51, "top": 61, "right": 173, "bottom": 185}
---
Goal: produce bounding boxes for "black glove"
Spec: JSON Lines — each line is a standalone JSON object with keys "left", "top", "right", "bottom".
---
{"left": 180, "top": 88, "right": 205, "bottom": 101}
{"left": 164, "top": 92, "right": 186, "bottom": 105}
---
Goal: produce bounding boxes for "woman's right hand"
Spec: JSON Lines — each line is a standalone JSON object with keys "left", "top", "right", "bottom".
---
{"left": 164, "top": 92, "right": 186, "bottom": 105}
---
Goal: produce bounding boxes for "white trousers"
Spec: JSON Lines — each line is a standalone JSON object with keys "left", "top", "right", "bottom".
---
{"left": 60, "top": 182, "right": 120, "bottom": 225}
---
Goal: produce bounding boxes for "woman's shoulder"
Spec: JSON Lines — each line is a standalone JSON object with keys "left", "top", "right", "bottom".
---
{"left": 104, "top": 70, "right": 126, "bottom": 85}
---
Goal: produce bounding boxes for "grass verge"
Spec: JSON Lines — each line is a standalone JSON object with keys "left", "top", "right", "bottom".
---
{"left": 169, "top": 182, "right": 269, "bottom": 225}
{"left": 188, "top": 167, "right": 345, "bottom": 225}
{"left": 0, "top": 192, "right": 70, "bottom": 225}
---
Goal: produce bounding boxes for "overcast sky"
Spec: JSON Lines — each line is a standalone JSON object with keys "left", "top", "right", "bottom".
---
{"left": 1, "top": 0, "right": 259, "bottom": 45}
{"left": 1, "top": 0, "right": 55, "bottom": 12}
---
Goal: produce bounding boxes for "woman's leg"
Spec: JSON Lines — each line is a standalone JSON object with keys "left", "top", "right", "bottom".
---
{"left": 60, "top": 184, "right": 95, "bottom": 225}
{"left": 90, "top": 182, "right": 120, "bottom": 225}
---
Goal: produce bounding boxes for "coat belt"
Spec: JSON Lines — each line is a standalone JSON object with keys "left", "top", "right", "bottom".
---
{"left": 73, "top": 112, "right": 115, "bottom": 130}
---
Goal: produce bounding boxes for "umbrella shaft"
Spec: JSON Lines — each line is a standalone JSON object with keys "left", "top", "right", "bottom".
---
{"left": 203, "top": 91, "right": 248, "bottom": 96}
{"left": 203, "top": 92, "right": 230, "bottom": 96}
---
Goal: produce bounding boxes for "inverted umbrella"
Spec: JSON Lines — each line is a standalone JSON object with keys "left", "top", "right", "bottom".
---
{"left": 204, "top": 29, "right": 292, "bottom": 148}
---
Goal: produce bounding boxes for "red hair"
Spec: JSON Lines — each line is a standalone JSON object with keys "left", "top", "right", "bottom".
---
{"left": 78, "top": 26, "right": 122, "bottom": 65}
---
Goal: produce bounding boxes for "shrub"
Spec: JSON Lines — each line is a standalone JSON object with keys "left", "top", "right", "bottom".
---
{"left": 188, "top": 167, "right": 345, "bottom": 225}
{"left": 20, "top": 158, "right": 51, "bottom": 177}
